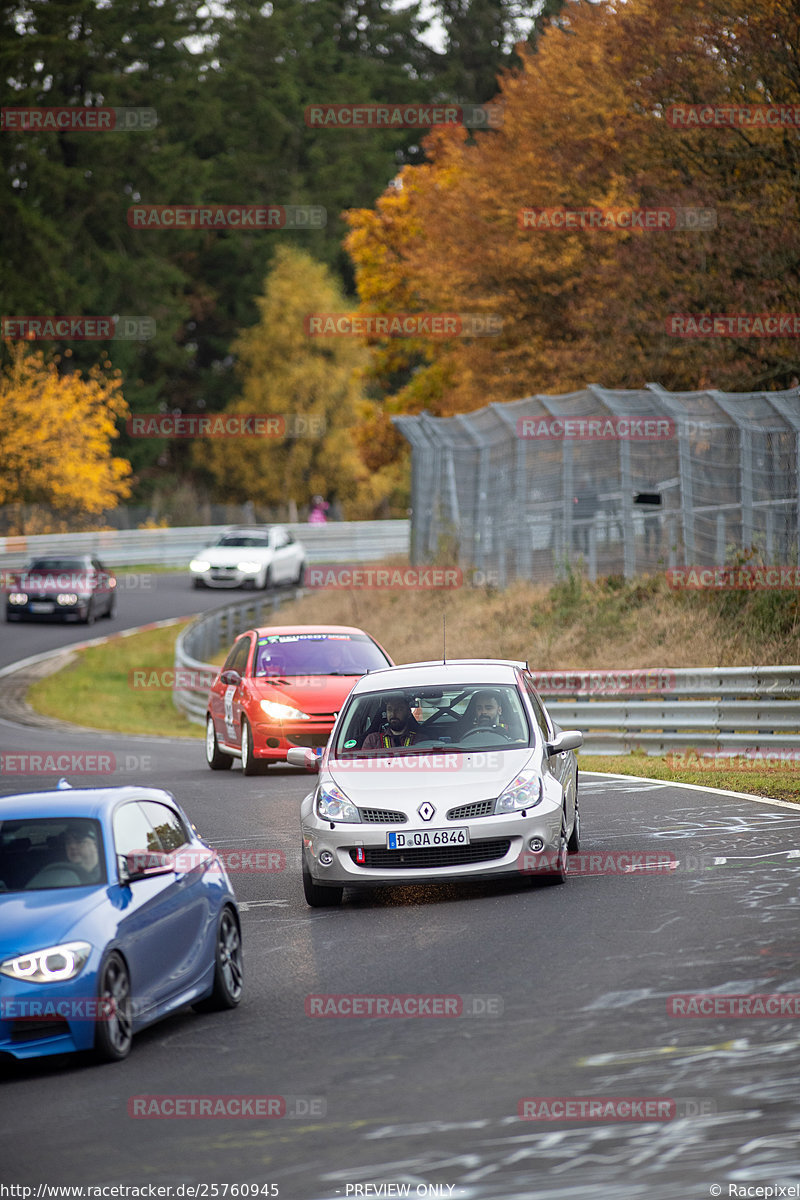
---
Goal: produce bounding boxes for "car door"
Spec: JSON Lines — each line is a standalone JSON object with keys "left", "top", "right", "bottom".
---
{"left": 522, "top": 673, "right": 577, "bottom": 830}
{"left": 111, "top": 800, "right": 200, "bottom": 1017}
{"left": 92, "top": 557, "right": 112, "bottom": 613}
{"left": 138, "top": 800, "right": 213, "bottom": 998}
{"left": 219, "top": 634, "right": 253, "bottom": 748}
{"left": 270, "top": 527, "right": 292, "bottom": 582}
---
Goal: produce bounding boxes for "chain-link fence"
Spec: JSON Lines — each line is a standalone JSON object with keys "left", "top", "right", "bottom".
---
{"left": 394, "top": 384, "right": 800, "bottom": 583}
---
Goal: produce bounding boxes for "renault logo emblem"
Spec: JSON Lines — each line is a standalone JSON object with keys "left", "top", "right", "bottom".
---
{"left": 418, "top": 801, "right": 436, "bottom": 822}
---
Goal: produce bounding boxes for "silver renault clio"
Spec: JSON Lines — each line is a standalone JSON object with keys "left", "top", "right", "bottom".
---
{"left": 290, "top": 660, "right": 583, "bottom": 906}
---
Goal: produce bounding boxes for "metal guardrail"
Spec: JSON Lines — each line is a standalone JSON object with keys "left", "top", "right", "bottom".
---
{"left": 175, "top": 602, "right": 800, "bottom": 752}
{"left": 0, "top": 520, "right": 410, "bottom": 569}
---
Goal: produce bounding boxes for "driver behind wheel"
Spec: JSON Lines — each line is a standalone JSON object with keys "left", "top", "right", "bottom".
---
{"left": 466, "top": 690, "right": 510, "bottom": 736}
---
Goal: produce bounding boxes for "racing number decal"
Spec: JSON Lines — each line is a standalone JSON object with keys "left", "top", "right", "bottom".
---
{"left": 224, "top": 684, "right": 237, "bottom": 741}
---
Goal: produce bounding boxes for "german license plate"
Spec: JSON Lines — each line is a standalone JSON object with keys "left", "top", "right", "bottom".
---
{"left": 30, "top": 602, "right": 54, "bottom": 613}
{"left": 386, "top": 827, "right": 470, "bottom": 850}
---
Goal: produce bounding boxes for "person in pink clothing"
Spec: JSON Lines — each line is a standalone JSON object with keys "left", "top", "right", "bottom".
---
{"left": 308, "top": 495, "right": 329, "bottom": 524}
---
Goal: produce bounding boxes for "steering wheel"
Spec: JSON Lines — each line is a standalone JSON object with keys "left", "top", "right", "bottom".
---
{"left": 461, "top": 725, "right": 511, "bottom": 740}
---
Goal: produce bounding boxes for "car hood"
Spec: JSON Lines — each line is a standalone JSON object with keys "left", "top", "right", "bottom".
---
{"left": 251, "top": 676, "right": 360, "bottom": 714}
{"left": 0, "top": 888, "right": 108, "bottom": 960}
{"left": 199, "top": 547, "right": 270, "bottom": 564}
{"left": 327, "top": 747, "right": 536, "bottom": 806}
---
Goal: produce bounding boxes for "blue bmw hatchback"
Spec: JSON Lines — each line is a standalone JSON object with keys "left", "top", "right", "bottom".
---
{"left": 0, "top": 784, "right": 243, "bottom": 1063}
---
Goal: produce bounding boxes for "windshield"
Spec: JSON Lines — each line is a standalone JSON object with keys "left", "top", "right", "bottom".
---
{"left": 333, "top": 683, "right": 532, "bottom": 755}
{"left": 254, "top": 632, "right": 389, "bottom": 677}
{"left": 215, "top": 534, "right": 270, "bottom": 548}
{"left": 26, "top": 559, "right": 90, "bottom": 573}
{"left": 0, "top": 817, "right": 107, "bottom": 892}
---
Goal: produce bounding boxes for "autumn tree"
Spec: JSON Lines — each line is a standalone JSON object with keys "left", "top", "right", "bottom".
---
{"left": 0, "top": 345, "right": 131, "bottom": 533}
{"left": 345, "top": 0, "right": 800, "bottom": 416}
{"left": 196, "top": 246, "right": 403, "bottom": 517}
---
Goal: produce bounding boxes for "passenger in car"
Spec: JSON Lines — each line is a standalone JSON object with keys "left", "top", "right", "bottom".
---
{"left": 361, "top": 696, "right": 420, "bottom": 749}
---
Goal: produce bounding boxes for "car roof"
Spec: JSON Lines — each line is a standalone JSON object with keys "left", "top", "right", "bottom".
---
{"left": 247, "top": 625, "right": 377, "bottom": 638}
{"left": 348, "top": 660, "right": 527, "bottom": 693}
{"left": 0, "top": 785, "right": 178, "bottom": 823}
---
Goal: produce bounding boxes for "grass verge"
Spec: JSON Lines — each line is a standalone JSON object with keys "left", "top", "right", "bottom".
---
{"left": 26, "top": 621, "right": 202, "bottom": 738}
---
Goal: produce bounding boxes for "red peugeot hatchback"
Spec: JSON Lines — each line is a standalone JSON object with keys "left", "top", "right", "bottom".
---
{"left": 205, "top": 625, "right": 394, "bottom": 774}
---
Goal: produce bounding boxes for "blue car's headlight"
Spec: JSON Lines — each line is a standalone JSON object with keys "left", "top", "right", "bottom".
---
{"left": 316, "top": 782, "right": 360, "bottom": 823}
{"left": 0, "top": 941, "right": 91, "bottom": 983}
{"left": 495, "top": 770, "right": 543, "bottom": 813}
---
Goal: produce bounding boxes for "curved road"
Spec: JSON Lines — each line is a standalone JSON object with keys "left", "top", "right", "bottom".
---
{"left": 1, "top": 583, "right": 799, "bottom": 1197}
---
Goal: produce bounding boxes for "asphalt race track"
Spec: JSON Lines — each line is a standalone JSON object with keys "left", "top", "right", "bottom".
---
{"left": 1, "top": 581, "right": 800, "bottom": 1198}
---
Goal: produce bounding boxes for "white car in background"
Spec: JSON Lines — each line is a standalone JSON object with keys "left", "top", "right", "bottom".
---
{"left": 190, "top": 526, "right": 306, "bottom": 590}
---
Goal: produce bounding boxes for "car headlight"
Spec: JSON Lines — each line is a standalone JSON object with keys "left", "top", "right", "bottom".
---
{"left": 190, "top": 559, "right": 210, "bottom": 572}
{"left": 8, "top": 593, "right": 28, "bottom": 605}
{"left": 260, "top": 699, "right": 310, "bottom": 721}
{"left": 0, "top": 941, "right": 92, "bottom": 983}
{"left": 495, "top": 770, "right": 543, "bottom": 813}
{"left": 56, "top": 593, "right": 78, "bottom": 605}
{"left": 237, "top": 560, "right": 262, "bottom": 573}
{"left": 316, "top": 782, "right": 360, "bottom": 823}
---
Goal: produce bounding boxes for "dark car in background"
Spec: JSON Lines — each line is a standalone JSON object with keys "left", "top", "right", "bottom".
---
{"left": 5, "top": 556, "right": 117, "bottom": 624}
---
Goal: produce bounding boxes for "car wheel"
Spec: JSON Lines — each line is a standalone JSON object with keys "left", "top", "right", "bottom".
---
{"left": 294, "top": 560, "right": 306, "bottom": 586}
{"left": 83, "top": 599, "right": 96, "bottom": 626}
{"left": 567, "top": 782, "right": 580, "bottom": 853}
{"left": 206, "top": 716, "right": 233, "bottom": 770}
{"left": 193, "top": 905, "right": 244, "bottom": 1012}
{"left": 192, "top": 578, "right": 204, "bottom": 589}
{"left": 103, "top": 594, "right": 116, "bottom": 620}
{"left": 302, "top": 849, "right": 343, "bottom": 907}
{"left": 240, "top": 719, "right": 264, "bottom": 775}
{"left": 262, "top": 566, "right": 272, "bottom": 591}
{"left": 94, "top": 951, "right": 133, "bottom": 1062}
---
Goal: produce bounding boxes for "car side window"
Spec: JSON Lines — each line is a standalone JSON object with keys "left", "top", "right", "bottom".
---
{"left": 113, "top": 802, "right": 162, "bottom": 863}
{"left": 523, "top": 677, "right": 552, "bottom": 741}
{"left": 222, "top": 643, "right": 239, "bottom": 671}
{"left": 139, "top": 802, "right": 189, "bottom": 852}
{"left": 230, "top": 636, "right": 252, "bottom": 676}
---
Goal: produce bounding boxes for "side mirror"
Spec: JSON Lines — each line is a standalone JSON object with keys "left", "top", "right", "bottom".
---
{"left": 287, "top": 747, "right": 320, "bottom": 772}
{"left": 546, "top": 730, "right": 583, "bottom": 756}
{"left": 220, "top": 670, "right": 242, "bottom": 686}
{"left": 124, "top": 849, "right": 175, "bottom": 881}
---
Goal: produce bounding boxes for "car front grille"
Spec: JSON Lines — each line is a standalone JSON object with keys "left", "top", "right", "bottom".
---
{"left": 287, "top": 734, "right": 331, "bottom": 749}
{"left": 447, "top": 799, "right": 496, "bottom": 820}
{"left": 349, "top": 838, "right": 511, "bottom": 870}
{"left": 358, "top": 807, "right": 408, "bottom": 824}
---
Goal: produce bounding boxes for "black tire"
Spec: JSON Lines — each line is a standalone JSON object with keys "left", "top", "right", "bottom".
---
{"left": 94, "top": 951, "right": 133, "bottom": 1062}
{"left": 192, "top": 578, "right": 204, "bottom": 589}
{"left": 193, "top": 906, "right": 244, "bottom": 1012}
{"left": 567, "top": 780, "right": 580, "bottom": 853}
{"left": 103, "top": 594, "right": 116, "bottom": 620}
{"left": 294, "top": 560, "right": 306, "bottom": 586}
{"left": 262, "top": 566, "right": 272, "bottom": 591}
{"left": 206, "top": 716, "right": 233, "bottom": 770}
{"left": 240, "top": 719, "right": 265, "bottom": 775}
{"left": 302, "top": 850, "right": 343, "bottom": 907}
{"left": 83, "top": 599, "right": 96, "bottom": 626}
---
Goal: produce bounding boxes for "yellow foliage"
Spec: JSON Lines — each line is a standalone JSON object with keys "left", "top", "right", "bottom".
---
{"left": 0, "top": 344, "right": 132, "bottom": 527}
